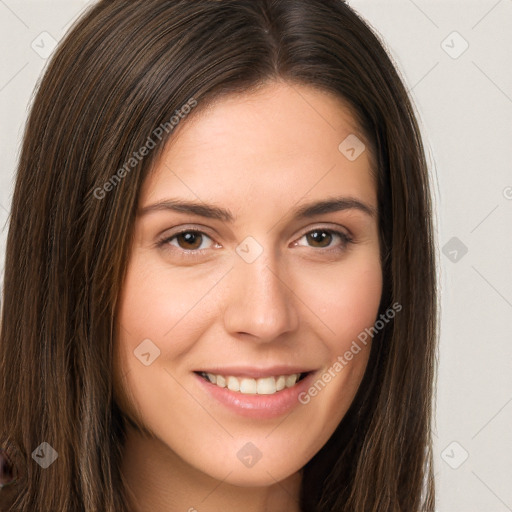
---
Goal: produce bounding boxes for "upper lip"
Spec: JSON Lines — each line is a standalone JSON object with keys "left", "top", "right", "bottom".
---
{"left": 194, "top": 365, "right": 316, "bottom": 379}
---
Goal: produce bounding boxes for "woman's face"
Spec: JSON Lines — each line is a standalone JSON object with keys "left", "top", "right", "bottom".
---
{"left": 114, "top": 81, "right": 382, "bottom": 486}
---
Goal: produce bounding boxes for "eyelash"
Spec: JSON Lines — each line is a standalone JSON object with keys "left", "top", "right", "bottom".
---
{"left": 156, "top": 227, "right": 354, "bottom": 260}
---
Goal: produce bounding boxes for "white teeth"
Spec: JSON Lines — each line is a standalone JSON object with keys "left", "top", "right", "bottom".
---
{"left": 257, "top": 377, "right": 276, "bottom": 395}
{"left": 203, "top": 372, "right": 303, "bottom": 395}
{"left": 226, "top": 376, "right": 240, "bottom": 392}
{"left": 285, "top": 374, "right": 298, "bottom": 387}
{"left": 240, "top": 378, "right": 257, "bottom": 394}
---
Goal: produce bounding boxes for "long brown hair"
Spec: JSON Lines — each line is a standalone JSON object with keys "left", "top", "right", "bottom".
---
{"left": 0, "top": 1, "right": 437, "bottom": 510}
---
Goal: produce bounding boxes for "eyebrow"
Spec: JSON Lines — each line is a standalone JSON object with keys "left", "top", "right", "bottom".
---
{"left": 138, "top": 196, "right": 377, "bottom": 221}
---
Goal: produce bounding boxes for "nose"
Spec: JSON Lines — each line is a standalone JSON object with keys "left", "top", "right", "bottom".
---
{"left": 223, "top": 254, "right": 299, "bottom": 343}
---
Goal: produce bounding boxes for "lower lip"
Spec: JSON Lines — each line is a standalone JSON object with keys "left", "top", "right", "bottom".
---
{"left": 194, "top": 371, "right": 316, "bottom": 419}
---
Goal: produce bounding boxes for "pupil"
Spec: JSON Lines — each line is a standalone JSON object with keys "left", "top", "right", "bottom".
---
{"left": 308, "top": 230, "right": 330, "bottom": 247}
{"left": 179, "top": 232, "right": 201, "bottom": 249}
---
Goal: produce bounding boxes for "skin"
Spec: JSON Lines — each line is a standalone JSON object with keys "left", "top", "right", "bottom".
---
{"left": 113, "top": 80, "right": 382, "bottom": 512}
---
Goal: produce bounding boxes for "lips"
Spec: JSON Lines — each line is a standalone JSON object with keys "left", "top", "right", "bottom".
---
{"left": 194, "top": 368, "right": 318, "bottom": 419}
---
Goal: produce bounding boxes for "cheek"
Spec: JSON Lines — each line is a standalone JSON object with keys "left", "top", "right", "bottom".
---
{"left": 112, "top": 251, "right": 231, "bottom": 419}
{"left": 304, "top": 252, "right": 383, "bottom": 352}
{"left": 115, "top": 252, "right": 222, "bottom": 359}
{"left": 113, "top": 253, "right": 190, "bottom": 411}
{"left": 295, "top": 255, "right": 382, "bottom": 413}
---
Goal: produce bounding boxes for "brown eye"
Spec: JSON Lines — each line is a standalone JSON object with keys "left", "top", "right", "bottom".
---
{"left": 160, "top": 230, "right": 215, "bottom": 252}
{"left": 296, "top": 228, "right": 352, "bottom": 252}
{"left": 306, "top": 230, "right": 334, "bottom": 248}
{"left": 175, "top": 231, "right": 204, "bottom": 250}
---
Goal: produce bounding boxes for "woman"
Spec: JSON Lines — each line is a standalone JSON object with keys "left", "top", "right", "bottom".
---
{"left": 0, "top": 0, "right": 437, "bottom": 510}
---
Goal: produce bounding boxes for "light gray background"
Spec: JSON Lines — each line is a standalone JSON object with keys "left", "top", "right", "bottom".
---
{"left": 1, "top": 1, "right": 511, "bottom": 511}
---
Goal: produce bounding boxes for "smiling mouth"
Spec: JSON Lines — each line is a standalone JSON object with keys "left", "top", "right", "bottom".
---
{"left": 195, "top": 371, "right": 310, "bottom": 395}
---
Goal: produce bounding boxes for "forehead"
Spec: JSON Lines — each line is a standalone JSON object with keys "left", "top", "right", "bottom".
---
{"left": 140, "top": 81, "right": 376, "bottom": 216}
